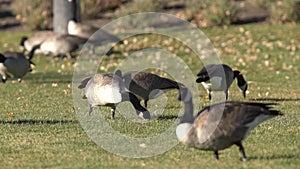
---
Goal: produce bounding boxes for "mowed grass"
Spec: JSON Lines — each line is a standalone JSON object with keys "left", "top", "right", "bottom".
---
{"left": 0, "top": 23, "right": 299, "bottom": 169}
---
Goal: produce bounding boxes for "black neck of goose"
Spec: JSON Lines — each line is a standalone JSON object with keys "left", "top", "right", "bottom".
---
{"left": 180, "top": 98, "right": 194, "bottom": 124}
{"left": 122, "top": 92, "right": 147, "bottom": 112}
{"left": 20, "top": 36, "right": 27, "bottom": 47}
{"left": 28, "top": 44, "right": 40, "bottom": 61}
{"left": 236, "top": 74, "right": 246, "bottom": 87}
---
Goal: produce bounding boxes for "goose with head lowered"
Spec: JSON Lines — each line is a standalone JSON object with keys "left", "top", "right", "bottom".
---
{"left": 78, "top": 70, "right": 151, "bottom": 120}
{"left": 20, "top": 31, "right": 87, "bottom": 59}
{"left": 0, "top": 44, "right": 40, "bottom": 83}
{"left": 122, "top": 71, "right": 185, "bottom": 108}
{"left": 196, "top": 64, "right": 247, "bottom": 100}
{"left": 20, "top": 31, "right": 57, "bottom": 53}
{"left": 176, "top": 87, "right": 283, "bottom": 161}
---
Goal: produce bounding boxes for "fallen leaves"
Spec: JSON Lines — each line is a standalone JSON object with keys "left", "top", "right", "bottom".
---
{"left": 8, "top": 112, "right": 14, "bottom": 118}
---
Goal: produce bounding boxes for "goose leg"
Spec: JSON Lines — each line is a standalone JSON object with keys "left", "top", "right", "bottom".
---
{"left": 208, "top": 92, "right": 212, "bottom": 100}
{"left": 235, "top": 141, "right": 247, "bottom": 161}
{"left": 88, "top": 105, "right": 93, "bottom": 116}
{"left": 225, "top": 90, "right": 229, "bottom": 100}
{"left": 214, "top": 151, "right": 219, "bottom": 160}
{"left": 110, "top": 106, "right": 116, "bottom": 120}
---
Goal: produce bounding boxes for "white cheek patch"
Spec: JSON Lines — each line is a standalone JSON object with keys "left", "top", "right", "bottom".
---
{"left": 176, "top": 123, "right": 193, "bottom": 142}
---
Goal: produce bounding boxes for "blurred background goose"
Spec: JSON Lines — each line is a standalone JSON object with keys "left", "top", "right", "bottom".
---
{"left": 0, "top": 45, "right": 40, "bottom": 83}
{"left": 176, "top": 88, "right": 282, "bottom": 161}
{"left": 122, "top": 71, "right": 185, "bottom": 108}
{"left": 20, "top": 31, "right": 58, "bottom": 54}
{"left": 196, "top": 64, "right": 248, "bottom": 100}
{"left": 67, "top": 20, "right": 121, "bottom": 45}
{"left": 39, "top": 34, "right": 87, "bottom": 59}
{"left": 20, "top": 31, "right": 87, "bottom": 59}
{"left": 78, "top": 70, "right": 151, "bottom": 120}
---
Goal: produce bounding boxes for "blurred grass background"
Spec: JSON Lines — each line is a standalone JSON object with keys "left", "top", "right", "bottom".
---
{"left": 0, "top": 0, "right": 299, "bottom": 168}
{"left": 0, "top": 23, "right": 299, "bottom": 168}
{"left": 11, "top": 0, "right": 300, "bottom": 30}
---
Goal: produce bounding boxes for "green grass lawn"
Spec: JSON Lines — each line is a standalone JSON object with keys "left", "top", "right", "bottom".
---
{"left": 0, "top": 23, "right": 299, "bottom": 169}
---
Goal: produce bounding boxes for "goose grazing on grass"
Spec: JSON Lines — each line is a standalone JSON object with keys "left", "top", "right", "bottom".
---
{"left": 0, "top": 45, "right": 40, "bottom": 83}
{"left": 67, "top": 20, "right": 121, "bottom": 45}
{"left": 78, "top": 70, "right": 151, "bottom": 120}
{"left": 196, "top": 64, "right": 248, "bottom": 100}
{"left": 20, "top": 31, "right": 56, "bottom": 53}
{"left": 20, "top": 31, "right": 87, "bottom": 58}
{"left": 39, "top": 34, "right": 87, "bottom": 59}
{"left": 176, "top": 87, "right": 283, "bottom": 161}
{"left": 122, "top": 71, "right": 185, "bottom": 108}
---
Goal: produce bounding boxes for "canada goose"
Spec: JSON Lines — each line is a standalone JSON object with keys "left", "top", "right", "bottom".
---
{"left": 122, "top": 71, "right": 185, "bottom": 108}
{"left": 20, "top": 31, "right": 58, "bottom": 53}
{"left": 67, "top": 20, "right": 120, "bottom": 45}
{"left": 78, "top": 70, "right": 151, "bottom": 120}
{"left": 0, "top": 45, "right": 40, "bottom": 83}
{"left": 20, "top": 31, "right": 87, "bottom": 58}
{"left": 39, "top": 34, "right": 87, "bottom": 59}
{"left": 176, "top": 88, "right": 283, "bottom": 161}
{"left": 196, "top": 64, "right": 248, "bottom": 100}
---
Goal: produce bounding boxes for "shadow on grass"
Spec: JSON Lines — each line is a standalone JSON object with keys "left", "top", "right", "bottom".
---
{"left": 253, "top": 98, "right": 300, "bottom": 102}
{"left": 0, "top": 119, "right": 78, "bottom": 125}
{"left": 157, "top": 115, "right": 178, "bottom": 120}
{"left": 248, "top": 154, "right": 300, "bottom": 160}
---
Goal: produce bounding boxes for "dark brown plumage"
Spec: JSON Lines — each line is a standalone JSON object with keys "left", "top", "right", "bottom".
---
{"left": 176, "top": 87, "right": 283, "bottom": 161}
{"left": 122, "top": 71, "right": 184, "bottom": 107}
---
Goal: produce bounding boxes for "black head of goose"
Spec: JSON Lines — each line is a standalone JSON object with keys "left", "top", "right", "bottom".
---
{"left": 122, "top": 71, "right": 185, "bottom": 108}
{"left": 78, "top": 70, "right": 151, "bottom": 120}
{"left": 176, "top": 87, "right": 283, "bottom": 161}
{"left": 196, "top": 64, "right": 248, "bottom": 100}
{"left": 0, "top": 44, "right": 40, "bottom": 83}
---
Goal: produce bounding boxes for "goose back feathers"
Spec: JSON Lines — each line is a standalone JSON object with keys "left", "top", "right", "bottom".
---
{"left": 176, "top": 87, "right": 282, "bottom": 160}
